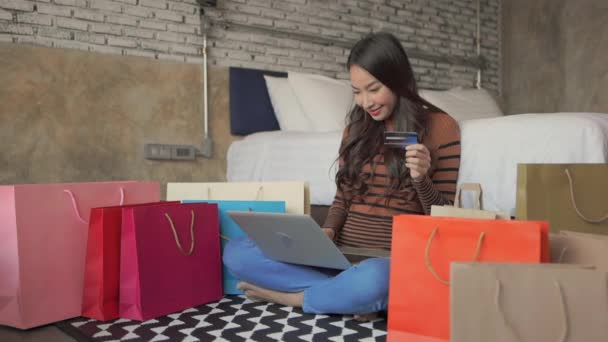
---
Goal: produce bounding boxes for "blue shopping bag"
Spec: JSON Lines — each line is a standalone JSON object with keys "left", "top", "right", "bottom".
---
{"left": 183, "top": 200, "right": 286, "bottom": 294}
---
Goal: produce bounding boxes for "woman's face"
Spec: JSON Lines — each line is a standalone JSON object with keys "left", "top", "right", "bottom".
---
{"left": 350, "top": 64, "right": 398, "bottom": 122}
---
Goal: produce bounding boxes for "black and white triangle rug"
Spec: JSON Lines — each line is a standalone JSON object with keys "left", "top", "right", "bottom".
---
{"left": 56, "top": 295, "right": 387, "bottom": 341}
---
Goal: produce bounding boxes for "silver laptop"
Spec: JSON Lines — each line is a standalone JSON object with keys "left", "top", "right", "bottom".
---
{"left": 227, "top": 211, "right": 353, "bottom": 270}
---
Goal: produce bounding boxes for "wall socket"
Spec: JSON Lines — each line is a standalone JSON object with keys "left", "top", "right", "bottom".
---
{"left": 144, "top": 144, "right": 198, "bottom": 161}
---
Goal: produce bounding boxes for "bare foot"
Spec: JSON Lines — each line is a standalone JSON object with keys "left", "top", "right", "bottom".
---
{"left": 353, "top": 312, "right": 379, "bottom": 322}
{"left": 237, "top": 282, "right": 304, "bottom": 307}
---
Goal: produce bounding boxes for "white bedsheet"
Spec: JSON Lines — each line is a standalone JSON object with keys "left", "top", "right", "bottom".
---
{"left": 227, "top": 113, "right": 608, "bottom": 215}
{"left": 227, "top": 131, "right": 341, "bottom": 205}
{"left": 459, "top": 112, "right": 608, "bottom": 215}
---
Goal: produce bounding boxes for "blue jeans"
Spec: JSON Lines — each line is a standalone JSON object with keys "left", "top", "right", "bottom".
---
{"left": 223, "top": 237, "right": 390, "bottom": 315}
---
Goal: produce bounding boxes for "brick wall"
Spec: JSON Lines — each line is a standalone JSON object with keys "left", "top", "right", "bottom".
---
{"left": 0, "top": 0, "right": 501, "bottom": 92}
{"left": 0, "top": 0, "right": 204, "bottom": 62}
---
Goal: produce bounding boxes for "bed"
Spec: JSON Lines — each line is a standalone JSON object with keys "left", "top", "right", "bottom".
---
{"left": 226, "top": 67, "right": 608, "bottom": 218}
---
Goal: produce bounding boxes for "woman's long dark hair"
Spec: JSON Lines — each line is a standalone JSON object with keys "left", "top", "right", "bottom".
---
{"left": 336, "top": 32, "right": 443, "bottom": 205}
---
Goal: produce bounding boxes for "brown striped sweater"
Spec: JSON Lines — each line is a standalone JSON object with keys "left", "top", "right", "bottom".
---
{"left": 322, "top": 112, "right": 461, "bottom": 250}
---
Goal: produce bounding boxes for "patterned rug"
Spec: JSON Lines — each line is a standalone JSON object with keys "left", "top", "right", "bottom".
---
{"left": 56, "top": 295, "right": 387, "bottom": 341}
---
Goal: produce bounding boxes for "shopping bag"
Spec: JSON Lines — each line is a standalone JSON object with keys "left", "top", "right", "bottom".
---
{"left": 451, "top": 262, "right": 608, "bottom": 341}
{"left": 167, "top": 181, "right": 310, "bottom": 214}
{"left": 182, "top": 200, "right": 286, "bottom": 294}
{"left": 516, "top": 163, "right": 608, "bottom": 233}
{"left": 549, "top": 232, "right": 569, "bottom": 263}
{"left": 387, "top": 215, "right": 548, "bottom": 340}
{"left": 119, "top": 202, "right": 222, "bottom": 321}
{"left": 387, "top": 331, "right": 448, "bottom": 342}
{"left": 550, "top": 230, "right": 608, "bottom": 271}
{"left": 0, "top": 181, "right": 159, "bottom": 329}
{"left": 431, "top": 183, "right": 510, "bottom": 219}
{"left": 82, "top": 201, "right": 179, "bottom": 321}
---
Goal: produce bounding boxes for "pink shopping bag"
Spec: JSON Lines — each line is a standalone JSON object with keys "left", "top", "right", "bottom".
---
{"left": 0, "top": 181, "right": 160, "bottom": 329}
{"left": 119, "top": 202, "right": 222, "bottom": 321}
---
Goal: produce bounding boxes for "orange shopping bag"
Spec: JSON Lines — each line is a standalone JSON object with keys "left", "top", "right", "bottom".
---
{"left": 387, "top": 215, "right": 548, "bottom": 341}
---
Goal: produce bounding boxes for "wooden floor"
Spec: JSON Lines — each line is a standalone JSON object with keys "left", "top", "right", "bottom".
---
{"left": 0, "top": 325, "right": 75, "bottom": 342}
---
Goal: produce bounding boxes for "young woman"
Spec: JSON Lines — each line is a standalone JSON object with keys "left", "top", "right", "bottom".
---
{"left": 223, "top": 32, "right": 461, "bottom": 320}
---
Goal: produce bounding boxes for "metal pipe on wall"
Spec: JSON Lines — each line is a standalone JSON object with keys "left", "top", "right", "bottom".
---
{"left": 476, "top": 0, "right": 482, "bottom": 89}
{"left": 203, "top": 34, "right": 209, "bottom": 139}
{"left": 199, "top": 33, "right": 213, "bottom": 158}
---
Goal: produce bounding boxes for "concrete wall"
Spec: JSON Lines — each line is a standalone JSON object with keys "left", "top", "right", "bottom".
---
{"left": 502, "top": 0, "right": 608, "bottom": 114}
{"left": 0, "top": 43, "right": 235, "bottom": 191}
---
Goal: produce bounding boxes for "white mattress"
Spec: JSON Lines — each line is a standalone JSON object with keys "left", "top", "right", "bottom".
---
{"left": 227, "top": 113, "right": 608, "bottom": 215}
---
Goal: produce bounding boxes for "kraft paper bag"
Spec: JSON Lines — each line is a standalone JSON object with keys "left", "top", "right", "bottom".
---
{"left": 516, "top": 163, "right": 608, "bottom": 233}
{"left": 549, "top": 232, "right": 570, "bottom": 263}
{"left": 550, "top": 230, "right": 608, "bottom": 272}
{"left": 431, "top": 183, "right": 510, "bottom": 220}
{"left": 167, "top": 181, "right": 310, "bottom": 214}
{"left": 451, "top": 262, "right": 608, "bottom": 342}
{"left": 0, "top": 181, "right": 160, "bottom": 329}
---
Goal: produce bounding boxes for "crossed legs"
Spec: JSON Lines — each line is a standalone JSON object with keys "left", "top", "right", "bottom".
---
{"left": 223, "top": 237, "right": 390, "bottom": 320}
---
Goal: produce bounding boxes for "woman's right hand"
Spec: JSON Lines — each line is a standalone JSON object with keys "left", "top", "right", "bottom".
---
{"left": 322, "top": 228, "right": 336, "bottom": 241}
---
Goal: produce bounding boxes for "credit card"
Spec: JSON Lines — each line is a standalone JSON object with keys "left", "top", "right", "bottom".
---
{"left": 384, "top": 131, "right": 418, "bottom": 149}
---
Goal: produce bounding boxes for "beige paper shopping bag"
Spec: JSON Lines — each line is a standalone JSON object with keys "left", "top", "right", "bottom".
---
{"left": 548, "top": 233, "right": 569, "bottom": 263}
{"left": 516, "top": 163, "right": 608, "bottom": 233}
{"left": 431, "top": 183, "right": 510, "bottom": 219}
{"left": 551, "top": 230, "right": 608, "bottom": 271}
{"left": 451, "top": 262, "right": 608, "bottom": 342}
{"left": 166, "top": 181, "right": 310, "bottom": 214}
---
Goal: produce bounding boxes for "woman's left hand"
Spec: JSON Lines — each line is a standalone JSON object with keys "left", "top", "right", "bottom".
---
{"left": 405, "top": 144, "right": 431, "bottom": 181}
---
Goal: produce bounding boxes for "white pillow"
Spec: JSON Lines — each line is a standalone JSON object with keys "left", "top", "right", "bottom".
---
{"left": 419, "top": 87, "right": 504, "bottom": 121}
{"left": 288, "top": 72, "right": 354, "bottom": 132}
{"left": 263, "top": 75, "right": 313, "bottom": 131}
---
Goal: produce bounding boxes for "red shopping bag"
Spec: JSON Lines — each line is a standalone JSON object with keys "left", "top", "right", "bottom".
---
{"left": 388, "top": 331, "right": 449, "bottom": 342}
{"left": 387, "top": 215, "right": 548, "bottom": 340}
{"left": 119, "top": 202, "right": 222, "bottom": 321}
{"left": 82, "top": 201, "right": 179, "bottom": 321}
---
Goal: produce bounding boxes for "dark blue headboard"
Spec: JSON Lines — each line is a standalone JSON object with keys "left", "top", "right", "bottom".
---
{"left": 229, "top": 67, "right": 287, "bottom": 135}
